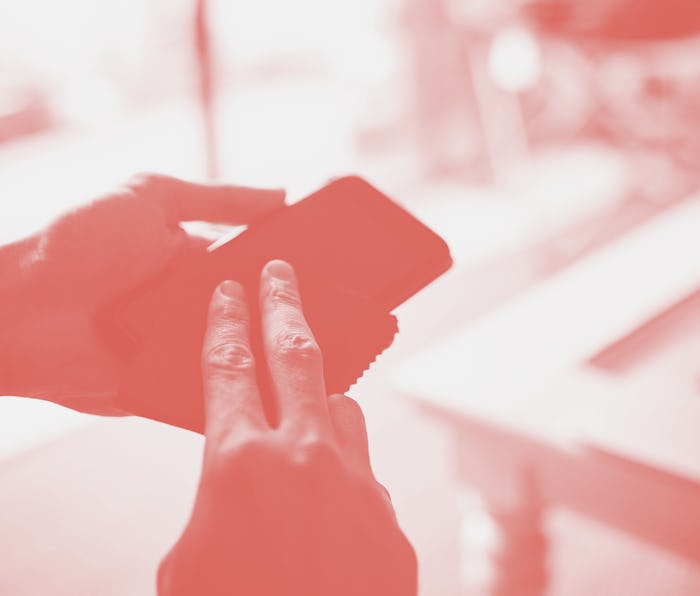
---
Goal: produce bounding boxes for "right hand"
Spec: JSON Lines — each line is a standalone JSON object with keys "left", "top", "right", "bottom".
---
{"left": 158, "top": 260, "right": 417, "bottom": 596}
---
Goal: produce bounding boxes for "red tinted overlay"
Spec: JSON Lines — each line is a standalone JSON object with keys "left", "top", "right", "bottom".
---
{"left": 158, "top": 263, "right": 418, "bottom": 595}
{"left": 1, "top": 175, "right": 421, "bottom": 595}
{"left": 3, "top": 0, "right": 700, "bottom": 594}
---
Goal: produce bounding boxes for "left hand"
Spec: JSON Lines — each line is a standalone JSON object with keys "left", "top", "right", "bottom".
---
{"left": 0, "top": 173, "right": 285, "bottom": 414}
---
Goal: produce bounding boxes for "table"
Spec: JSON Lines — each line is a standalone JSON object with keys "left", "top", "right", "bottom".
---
{"left": 392, "top": 193, "right": 700, "bottom": 594}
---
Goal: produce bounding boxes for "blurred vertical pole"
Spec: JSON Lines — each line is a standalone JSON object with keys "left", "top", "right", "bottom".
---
{"left": 194, "top": 0, "right": 218, "bottom": 179}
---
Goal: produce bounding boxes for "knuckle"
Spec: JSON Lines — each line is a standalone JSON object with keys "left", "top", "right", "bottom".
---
{"left": 207, "top": 438, "right": 268, "bottom": 483}
{"left": 267, "top": 279, "right": 300, "bottom": 307}
{"left": 293, "top": 436, "right": 339, "bottom": 468}
{"left": 329, "top": 394, "right": 366, "bottom": 427}
{"left": 213, "top": 295, "right": 247, "bottom": 321}
{"left": 216, "top": 437, "right": 265, "bottom": 463}
{"left": 123, "top": 172, "right": 177, "bottom": 222}
{"left": 125, "top": 172, "right": 161, "bottom": 196}
{"left": 331, "top": 394, "right": 363, "bottom": 417}
{"left": 376, "top": 481, "right": 393, "bottom": 504}
{"left": 127, "top": 171, "right": 165, "bottom": 190}
{"left": 273, "top": 330, "right": 321, "bottom": 361}
{"left": 204, "top": 341, "right": 255, "bottom": 372}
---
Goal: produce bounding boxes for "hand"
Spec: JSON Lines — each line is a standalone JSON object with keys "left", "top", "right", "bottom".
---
{"left": 158, "top": 260, "right": 417, "bottom": 596}
{"left": 0, "top": 174, "right": 284, "bottom": 414}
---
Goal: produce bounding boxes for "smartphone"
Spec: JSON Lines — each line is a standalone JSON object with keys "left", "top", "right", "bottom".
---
{"left": 100, "top": 176, "right": 452, "bottom": 432}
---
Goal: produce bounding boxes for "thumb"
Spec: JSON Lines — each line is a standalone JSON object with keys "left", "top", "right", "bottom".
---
{"left": 128, "top": 173, "right": 286, "bottom": 226}
{"left": 327, "top": 394, "right": 372, "bottom": 471}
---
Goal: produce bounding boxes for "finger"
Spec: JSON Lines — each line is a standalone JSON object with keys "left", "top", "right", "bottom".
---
{"left": 129, "top": 173, "right": 286, "bottom": 226}
{"left": 327, "top": 394, "right": 372, "bottom": 470}
{"left": 202, "top": 280, "right": 267, "bottom": 445}
{"left": 259, "top": 260, "right": 329, "bottom": 431}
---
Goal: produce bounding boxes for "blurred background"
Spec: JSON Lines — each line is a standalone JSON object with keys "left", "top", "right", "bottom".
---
{"left": 1, "top": 0, "right": 700, "bottom": 594}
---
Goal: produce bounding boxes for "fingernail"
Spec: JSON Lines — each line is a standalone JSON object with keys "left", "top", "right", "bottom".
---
{"left": 220, "top": 279, "right": 244, "bottom": 298}
{"left": 264, "top": 259, "right": 296, "bottom": 283}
